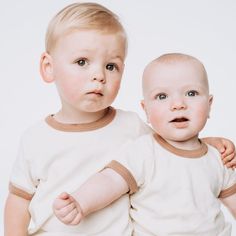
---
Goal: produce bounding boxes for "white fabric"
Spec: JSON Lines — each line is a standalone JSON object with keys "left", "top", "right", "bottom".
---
{"left": 10, "top": 109, "right": 151, "bottom": 235}
{"left": 114, "top": 134, "right": 236, "bottom": 236}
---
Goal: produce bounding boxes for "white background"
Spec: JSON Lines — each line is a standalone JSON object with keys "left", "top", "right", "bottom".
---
{"left": 1, "top": 0, "right": 235, "bottom": 234}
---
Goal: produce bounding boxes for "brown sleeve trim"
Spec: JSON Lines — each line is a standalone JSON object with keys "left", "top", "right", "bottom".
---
{"left": 9, "top": 183, "right": 33, "bottom": 200}
{"left": 219, "top": 183, "right": 236, "bottom": 198}
{"left": 106, "top": 160, "right": 138, "bottom": 194}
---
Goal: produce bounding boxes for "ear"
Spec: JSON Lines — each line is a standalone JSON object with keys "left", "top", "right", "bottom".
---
{"left": 40, "top": 52, "right": 54, "bottom": 83}
{"left": 209, "top": 95, "right": 213, "bottom": 106}
{"left": 141, "top": 99, "right": 150, "bottom": 123}
{"left": 208, "top": 95, "right": 213, "bottom": 118}
{"left": 140, "top": 99, "right": 145, "bottom": 110}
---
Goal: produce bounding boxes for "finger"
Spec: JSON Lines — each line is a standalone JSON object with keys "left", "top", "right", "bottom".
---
{"left": 221, "top": 146, "right": 235, "bottom": 159}
{"left": 225, "top": 155, "right": 236, "bottom": 168}
{"left": 219, "top": 147, "right": 226, "bottom": 155}
{"left": 59, "top": 192, "right": 70, "bottom": 200}
{"left": 69, "top": 210, "right": 83, "bottom": 225}
{"left": 55, "top": 201, "right": 77, "bottom": 218}
{"left": 53, "top": 197, "right": 72, "bottom": 210}
{"left": 222, "top": 152, "right": 235, "bottom": 164}
{"left": 61, "top": 207, "right": 79, "bottom": 224}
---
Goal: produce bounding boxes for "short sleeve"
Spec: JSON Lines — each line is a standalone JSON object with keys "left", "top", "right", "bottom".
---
{"left": 9, "top": 139, "right": 38, "bottom": 199}
{"left": 105, "top": 135, "right": 155, "bottom": 194}
{"left": 218, "top": 168, "right": 236, "bottom": 198}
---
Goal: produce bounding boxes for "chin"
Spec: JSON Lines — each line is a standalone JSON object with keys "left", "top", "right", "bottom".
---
{"left": 81, "top": 104, "right": 108, "bottom": 113}
{"left": 173, "top": 134, "right": 199, "bottom": 143}
{"left": 163, "top": 133, "right": 194, "bottom": 143}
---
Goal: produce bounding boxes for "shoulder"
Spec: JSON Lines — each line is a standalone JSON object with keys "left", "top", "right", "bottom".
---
{"left": 114, "top": 108, "right": 152, "bottom": 134}
{"left": 118, "top": 134, "right": 155, "bottom": 162}
{"left": 110, "top": 134, "right": 155, "bottom": 187}
{"left": 20, "top": 117, "right": 52, "bottom": 145}
{"left": 115, "top": 109, "right": 142, "bottom": 120}
{"left": 205, "top": 144, "right": 222, "bottom": 163}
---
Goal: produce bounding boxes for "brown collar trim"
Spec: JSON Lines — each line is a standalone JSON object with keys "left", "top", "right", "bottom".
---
{"left": 45, "top": 107, "right": 116, "bottom": 132}
{"left": 153, "top": 133, "right": 208, "bottom": 158}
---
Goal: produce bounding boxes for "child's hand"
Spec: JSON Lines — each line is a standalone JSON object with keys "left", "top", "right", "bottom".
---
{"left": 53, "top": 192, "right": 83, "bottom": 225}
{"left": 202, "top": 137, "right": 236, "bottom": 169}
{"left": 221, "top": 147, "right": 236, "bottom": 169}
{"left": 216, "top": 138, "right": 236, "bottom": 169}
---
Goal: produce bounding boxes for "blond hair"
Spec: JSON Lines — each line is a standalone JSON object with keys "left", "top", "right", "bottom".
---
{"left": 45, "top": 2, "right": 127, "bottom": 53}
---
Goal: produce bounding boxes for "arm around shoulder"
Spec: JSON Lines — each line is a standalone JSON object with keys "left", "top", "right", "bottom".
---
{"left": 202, "top": 137, "right": 236, "bottom": 168}
{"left": 4, "top": 192, "right": 31, "bottom": 236}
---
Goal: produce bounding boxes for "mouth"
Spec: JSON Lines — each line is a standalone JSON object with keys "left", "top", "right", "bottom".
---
{"left": 86, "top": 91, "right": 103, "bottom": 96}
{"left": 170, "top": 117, "right": 189, "bottom": 123}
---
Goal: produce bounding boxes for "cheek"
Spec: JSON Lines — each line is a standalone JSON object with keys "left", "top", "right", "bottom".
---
{"left": 193, "top": 105, "right": 210, "bottom": 128}
{"left": 108, "top": 80, "right": 121, "bottom": 97}
{"left": 194, "top": 103, "right": 210, "bottom": 118}
{"left": 56, "top": 79, "right": 83, "bottom": 101}
{"left": 147, "top": 105, "right": 165, "bottom": 128}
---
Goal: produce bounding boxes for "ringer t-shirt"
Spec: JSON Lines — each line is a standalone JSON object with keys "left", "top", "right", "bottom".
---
{"left": 9, "top": 107, "right": 151, "bottom": 236}
{"left": 107, "top": 133, "right": 236, "bottom": 236}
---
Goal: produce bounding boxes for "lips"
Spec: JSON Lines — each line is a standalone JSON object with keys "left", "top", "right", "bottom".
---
{"left": 86, "top": 90, "right": 103, "bottom": 96}
{"left": 170, "top": 117, "right": 189, "bottom": 123}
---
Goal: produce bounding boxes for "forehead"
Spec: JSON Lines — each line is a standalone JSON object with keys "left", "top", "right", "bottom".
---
{"left": 144, "top": 59, "right": 206, "bottom": 86}
{"left": 52, "top": 30, "right": 126, "bottom": 58}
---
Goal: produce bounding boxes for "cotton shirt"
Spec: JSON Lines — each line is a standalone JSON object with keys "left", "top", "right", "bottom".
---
{"left": 108, "top": 133, "right": 236, "bottom": 236}
{"left": 9, "top": 107, "right": 151, "bottom": 236}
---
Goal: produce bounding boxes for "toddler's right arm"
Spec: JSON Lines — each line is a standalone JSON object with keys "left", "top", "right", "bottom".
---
{"left": 4, "top": 193, "right": 31, "bottom": 236}
{"left": 53, "top": 168, "right": 129, "bottom": 225}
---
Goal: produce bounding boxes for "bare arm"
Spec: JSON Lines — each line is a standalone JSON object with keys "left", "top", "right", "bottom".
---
{"left": 53, "top": 168, "right": 129, "bottom": 225}
{"left": 202, "top": 137, "right": 236, "bottom": 168}
{"left": 220, "top": 193, "right": 236, "bottom": 219}
{"left": 4, "top": 193, "right": 31, "bottom": 236}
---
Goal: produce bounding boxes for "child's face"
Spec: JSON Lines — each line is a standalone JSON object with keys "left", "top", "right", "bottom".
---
{"left": 142, "top": 60, "right": 213, "bottom": 143}
{"left": 43, "top": 30, "right": 125, "bottom": 114}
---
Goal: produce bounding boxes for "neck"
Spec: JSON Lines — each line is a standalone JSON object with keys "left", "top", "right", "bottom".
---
{"left": 54, "top": 108, "right": 108, "bottom": 124}
{"left": 163, "top": 136, "right": 201, "bottom": 151}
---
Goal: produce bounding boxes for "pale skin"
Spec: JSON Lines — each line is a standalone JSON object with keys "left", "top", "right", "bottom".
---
{"left": 5, "top": 31, "right": 235, "bottom": 236}
{"left": 4, "top": 29, "right": 126, "bottom": 236}
{"left": 4, "top": 29, "right": 236, "bottom": 236}
{"left": 4, "top": 194, "right": 30, "bottom": 236}
{"left": 53, "top": 55, "right": 236, "bottom": 226}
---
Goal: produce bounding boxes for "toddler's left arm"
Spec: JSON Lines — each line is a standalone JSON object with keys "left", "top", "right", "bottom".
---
{"left": 220, "top": 193, "right": 236, "bottom": 219}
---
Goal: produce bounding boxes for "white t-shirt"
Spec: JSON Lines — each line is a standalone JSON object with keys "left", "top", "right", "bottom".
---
{"left": 108, "top": 133, "right": 236, "bottom": 236}
{"left": 10, "top": 107, "right": 151, "bottom": 235}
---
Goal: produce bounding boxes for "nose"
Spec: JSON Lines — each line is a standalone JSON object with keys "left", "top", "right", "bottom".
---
{"left": 92, "top": 68, "right": 106, "bottom": 83}
{"left": 93, "top": 77, "right": 105, "bottom": 83}
{"left": 170, "top": 97, "right": 187, "bottom": 111}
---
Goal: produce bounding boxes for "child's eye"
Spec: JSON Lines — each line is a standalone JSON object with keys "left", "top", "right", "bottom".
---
{"left": 106, "top": 63, "right": 117, "bottom": 71}
{"left": 76, "top": 59, "right": 87, "bottom": 66}
{"left": 155, "top": 93, "right": 167, "bottom": 100}
{"left": 186, "top": 90, "right": 199, "bottom": 97}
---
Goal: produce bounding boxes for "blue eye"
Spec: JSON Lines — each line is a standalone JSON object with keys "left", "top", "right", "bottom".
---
{"left": 186, "top": 90, "right": 198, "bottom": 97}
{"left": 106, "top": 63, "right": 117, "bottom": 71}
{"left": 77, "top": 59, "right": 86, "bottom": 66}
{"left": 155, "top": 93, "right": 167, "bottom": 100}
